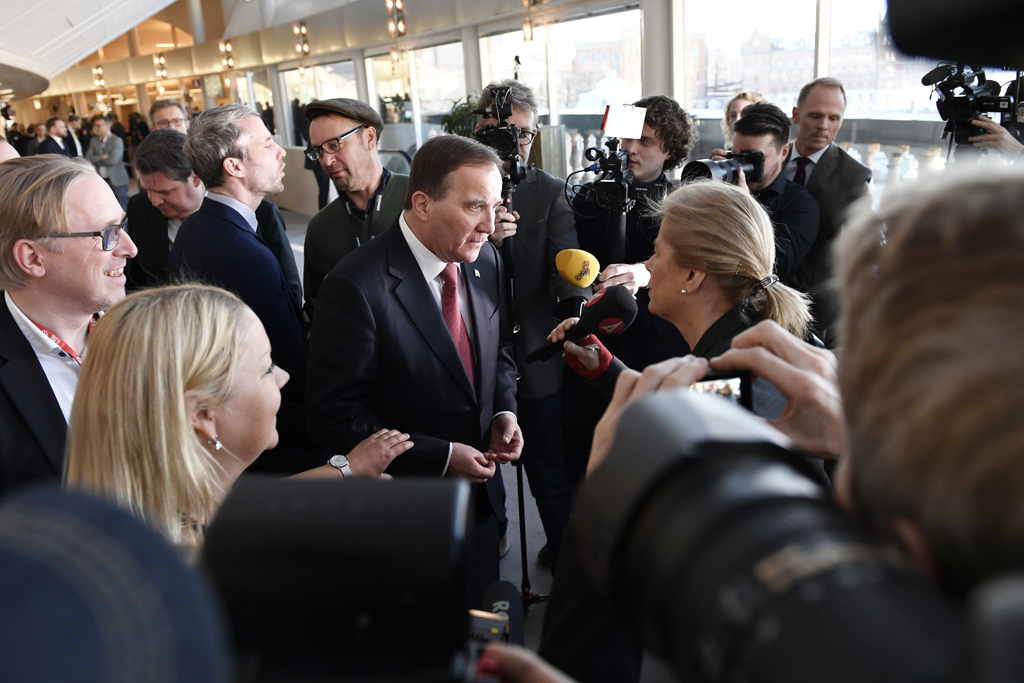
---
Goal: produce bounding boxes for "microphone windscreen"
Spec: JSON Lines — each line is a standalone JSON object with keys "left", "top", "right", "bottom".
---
{"left": 578, "top": 285, "right": 638, "bottom": 336}
{"left": 556, "top": 249, "right": 600, "bottom": 288}
{"left": 480, "top": 580, "right": 524, "bottom": 646}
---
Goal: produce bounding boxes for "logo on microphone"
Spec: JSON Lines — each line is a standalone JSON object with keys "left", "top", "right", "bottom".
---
{"left": 586, "top": 289, "right": 606, "bottom": 307}
{"left": 598, "top": 317, "right": 625, "bottom": 334}
{"left": 575, "top": 260, "right": 592, "bottom": 282}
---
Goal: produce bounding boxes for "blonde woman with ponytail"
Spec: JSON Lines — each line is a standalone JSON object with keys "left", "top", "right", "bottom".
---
{"left": 549, "top": 180, "right": 810, "bottom": 412}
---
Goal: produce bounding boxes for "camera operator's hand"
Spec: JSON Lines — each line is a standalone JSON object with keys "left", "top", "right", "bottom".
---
{"left": 968, "top": 115, "right": 1024, "bottom": 158}
{"left": 711, "top": 147, "right": 730, "bottom": 160}
{"left": 448, "top": 442, "right": 497, "bottom": 483}
{"left": 710, "top": 320, "right": 845, "bottom": 459}
{"left": 589, "top": 356, "right": 710, "bottom": 477}
{"left": 595, "top": 262, "right": 650, "bottom": 296}
{"left": 711, "top": 147, "right": 752, "bottom": 194}
{"left": 489, "top": 207, "right": 520, "bottom": 247}
{"left": 477, "top": 643, "right": 579, "bottom": 683}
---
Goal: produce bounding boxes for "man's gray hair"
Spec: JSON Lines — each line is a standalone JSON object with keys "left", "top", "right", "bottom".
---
{"left": 184, "top": 104, "right": 259, "bottom": 190}
{"left": 477, "top": 79, "right": 539, "bottom": 127}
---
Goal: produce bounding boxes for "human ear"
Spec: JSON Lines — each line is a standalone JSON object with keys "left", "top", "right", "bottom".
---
{"left": 410, "top": 191, "right": 431, "bottom": 222}
{"left": 684, "top": 269, "right": 707, "bottom": 293}
{"left": 186, "top": 391, "right": 218, "bottom": 444}
{"left": 12, "top": 239, "right": 47, "bottom": 279}
{"left": 890, "top": 516, "right": 943, "bottom": 586}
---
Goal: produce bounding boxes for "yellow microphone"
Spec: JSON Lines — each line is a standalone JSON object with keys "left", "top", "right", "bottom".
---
{"left": 555, "top": 249, "right": 600, "bottom": 288}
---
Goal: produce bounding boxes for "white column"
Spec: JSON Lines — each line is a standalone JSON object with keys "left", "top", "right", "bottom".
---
{"left": 814, "top": 0, "right": 831, "bottom": 78}
{"left": 639, "top": 0, "right": 684, "bottom": 102}
{"left": 545, "top": 23, "right": 559, "bottom": 124}
{"left": 408, "top": 53, "right": 423, "bottom": 150}
{"left": 462, "top": 26, "right": 482, "bottom": 95}
{"left": 187, "top": 0, "right": 206, "bottom": 43}
{"left": 354, "top": 50, "right": 370, "bottom": 103}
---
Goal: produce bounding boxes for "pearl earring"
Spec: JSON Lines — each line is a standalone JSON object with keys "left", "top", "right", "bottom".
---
{"left": 680, "top": 289, "right": 687, "bottom": 294}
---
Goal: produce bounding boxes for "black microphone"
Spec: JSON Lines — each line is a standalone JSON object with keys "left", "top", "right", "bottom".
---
{"left": 922, "top": 64, "right": 956, "bottom": 87}
{"left": 526, "top": 285, "right": 638, "bottom": 364}
{"left": 478, "top": 579, "right": 524, "bottom": 646}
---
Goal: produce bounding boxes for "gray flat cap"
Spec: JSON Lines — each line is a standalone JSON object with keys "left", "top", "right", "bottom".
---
{"left": 303, "top": 98, "right": 384, "bottom": 137}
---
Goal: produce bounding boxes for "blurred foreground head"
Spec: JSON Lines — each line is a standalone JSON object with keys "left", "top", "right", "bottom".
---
{"left": 837, "top": 165, "right": 1024, "bottom": 594}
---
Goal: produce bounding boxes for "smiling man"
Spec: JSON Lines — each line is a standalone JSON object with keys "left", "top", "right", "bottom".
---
{"left": 169, "top": 104, "right": 323, "bottom": 474}
{"left": 301, "top": 98, "right": 409, "bottom": 315}
{"left": 784, "top": 78, "right": 871, "bottom": 346}
{"left": 307, "top": 135, "right": 521, "bottom": 607}
{"left": 0, "top": 155, "right": 137, "bottom": 495}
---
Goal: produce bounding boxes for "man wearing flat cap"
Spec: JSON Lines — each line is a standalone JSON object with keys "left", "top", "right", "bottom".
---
{"left": 302, "top": 98, "right": 410, "bottom": 316}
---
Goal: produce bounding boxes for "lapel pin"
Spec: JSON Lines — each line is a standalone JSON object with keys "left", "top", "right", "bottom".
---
{"left": 474, "top": 269, "right": 481, "bottom": 278}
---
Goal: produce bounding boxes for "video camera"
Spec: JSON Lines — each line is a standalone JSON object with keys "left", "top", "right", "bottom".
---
{"left": 473, "top": 85, "right": 527, "bottom": 187}
{"left": 681, "top": 149, "right": 765, "bottom": 185}
{"left": 574, "top": 390, "right": 965, "bottom": 682}
{"left": 923, "top": 62, "right": 1021, "bottom": 147}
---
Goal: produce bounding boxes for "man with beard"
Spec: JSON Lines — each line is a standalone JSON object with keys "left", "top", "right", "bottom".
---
{"left": 169, "top": 104, "right": 323, "bottom": 473}
{"left": 301, "top": 98, "right": 409, "bottom": 317}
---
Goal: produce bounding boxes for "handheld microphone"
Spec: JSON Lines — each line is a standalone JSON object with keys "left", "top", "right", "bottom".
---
{"left": 526, "top": 285, "right": 637, "bottom": 364}
{"left": 552, "top": 295, "right": 587, "bottom": 321}
{"left": 555, "top": 249, "right": 600, "bottom": 288}
{"left": 474, "top": 579, "right": 524, "bottom": 646}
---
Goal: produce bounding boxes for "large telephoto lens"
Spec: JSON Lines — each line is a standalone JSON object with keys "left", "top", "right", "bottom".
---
{"left": 575, "top": 391, "right": 963, "bottom": 683}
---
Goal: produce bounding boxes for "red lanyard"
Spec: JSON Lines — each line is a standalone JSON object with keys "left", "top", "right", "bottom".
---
{"left": 32, "top": 319, "right": 96, "bottom": 366}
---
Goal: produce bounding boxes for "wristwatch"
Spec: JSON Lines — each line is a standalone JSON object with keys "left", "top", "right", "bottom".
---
{"left": 328, "top": 454, "right": 352, "bottom": 479}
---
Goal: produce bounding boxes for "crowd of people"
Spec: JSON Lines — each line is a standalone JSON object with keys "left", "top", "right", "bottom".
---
{"left": 2, "top": 73, "right": 1024, "bottom": 682}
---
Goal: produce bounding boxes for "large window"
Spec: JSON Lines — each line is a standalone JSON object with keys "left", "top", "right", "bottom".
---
{"left": 316, "top": 61, "right": 358, "bottom": 100}
{"left": 481, "top": 28, "right": 549, "bottom": 113}
{"left": 686, "top": 0, "right": 816, "bottom": 114}
{"left": 550, "top": 11, "right": 642, "bottom": 115}
{"left": 412, "top": 42, "right": 466, "bottom": 139}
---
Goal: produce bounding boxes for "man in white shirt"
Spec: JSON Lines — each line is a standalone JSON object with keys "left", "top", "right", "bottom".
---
{"left": 783, "top": 77, "right": 872, "bottom": 345}
{"left": 0, "top": 155, "right": 137, "bottom": 495}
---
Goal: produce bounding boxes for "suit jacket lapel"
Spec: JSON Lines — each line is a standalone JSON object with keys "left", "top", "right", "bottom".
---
{"left": 386, "top": 228, "right": 477, "bottom": 399}
{"left": 0, "top": 305, "right": 66, "bottom": 475}
{"left": 463, "top": 260, "right": 494, "bottom": 402}
{"left": 806, "top": 144, "right": 839, "bottom": 195}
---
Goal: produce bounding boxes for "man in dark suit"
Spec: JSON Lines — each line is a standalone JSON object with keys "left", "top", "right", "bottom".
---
{"left": 64, "top": 115, "right": 85, "bottom": 157}
{"left": 306, "top": 135, "right": 522, "bottom": 605}
{"left": 169, "top": 104, "right": 321, "bottom": 473}
{"left": 0, "top": 155, "right": 138, "bottom": 496}
{"left": 784, "top": 77, "right": 872, "bottom": 346}
{"left": 86, "top": 116, "right": 130, "bottom": 211}
{"left": 126, "top": 129, "right": 302, "bottom": 308}
{"left": 37, "top": 118, "right": 71, "bottom": 156}
{"left": 475, "top": 79, "right": 582, "bottom": 569}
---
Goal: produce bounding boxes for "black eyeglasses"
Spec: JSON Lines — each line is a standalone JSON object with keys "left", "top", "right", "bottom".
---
{"left": 304, "top": 125, "right": 367, "bottom": 161}
{"left": 154, "top": 117, "right": 187, "bottom": 129}
{"left": 518, "top": 129, "right": 537, "bottom": 143}
{"left": 45, "top": 218, "right": 127, "bottom": 251}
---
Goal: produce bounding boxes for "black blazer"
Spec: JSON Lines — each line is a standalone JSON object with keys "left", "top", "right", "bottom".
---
{"left": 169, "top": 198, "right": 319, "bottom": 471}
{"left": 0, "top": 302, "right": 67, "bottom": 496}
{"left": 36, "top": 137, "right": 71, "bottom": 156}
{"left": 306, "top": 221, "right": 517, "bottom": 517}
{"left": 126, "top": 194, "right": 303, "bottom": 311}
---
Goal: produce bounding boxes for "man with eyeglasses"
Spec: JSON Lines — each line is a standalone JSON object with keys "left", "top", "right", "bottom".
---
{"left": 474, "top": 79, "right": 584, "bottom": 571}
{"left": 302, "top": 98, "right": 409, "bottom": 317}
{"left": 169, "top": 104, "right": 325, "bottom": 474}
{"left": 0, "top": 155, "right": 137, "bottom": 495}
{"left": 149, "top": 99, "right": 190, "bottom": 133}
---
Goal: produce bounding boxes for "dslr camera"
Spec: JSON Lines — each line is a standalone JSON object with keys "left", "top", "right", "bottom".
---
{"left": 473, "top": 85, "right": 527, "bottom": 186}
{"left": 922, "top": 62, "right": 1021, "bottom": 147}
{"left": 681, "top": 149, "right": 765, "bottom": 185}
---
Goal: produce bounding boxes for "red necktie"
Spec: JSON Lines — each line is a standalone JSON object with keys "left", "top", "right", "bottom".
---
{"left": 793, "top": 156, "right": 812, "bottom": 186}
{"left": 441, "top": 263, "right": 475, "bottom": 388}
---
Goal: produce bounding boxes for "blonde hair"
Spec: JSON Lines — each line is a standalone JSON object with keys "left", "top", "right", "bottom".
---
{"left": 656, "top": 180, "right": 811, "bottom": 339}
{"left": 721, "top": 91, "right": 767, "bottom": 148}
{"left": 65, "top": 284, "right": 248, "bottom": 547}
{"left": 836, "top": 165, "right": 1024, "bottom": 593}
{"left": 0, "top": 156, "right": 94, "bottom": 290}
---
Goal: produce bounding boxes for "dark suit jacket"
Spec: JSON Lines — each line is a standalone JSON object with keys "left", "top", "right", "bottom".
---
{"left": 306, "top": 221, "right": 517, "bottom": 518}
{"left": 0, "top": 302, "right": 67, "bottom": 496}
{"left": 64, "top": 130, "right": 83, "bottom": 157}
{"left": 784, "top": 144, "right": 872, "bottom": 337}
{"left": 169, "top": 197, "right": 319, "bottom": 471}
{"left": 126, "top": 194, "right": 303, "bottom": 311}
{"left": 509, "top": 166, "right": 585, "bottom": 400}
{"left": 37, "top": 137, "right": 71, "bottom": 156}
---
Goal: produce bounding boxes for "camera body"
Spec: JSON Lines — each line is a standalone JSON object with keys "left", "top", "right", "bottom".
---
{"left": 473, "top": 86, "right": 528, "bottom": 186}
{"left": 582, "top": 140, "right": 634, "bottom": 212}
{"left": 681, "top": 149, "right": 765, "bottom": 185}
{"left": 924, "top": 62, "right": 1018, "bottom": 146}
